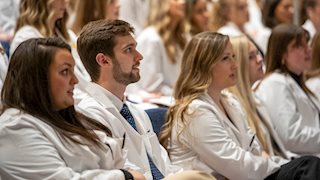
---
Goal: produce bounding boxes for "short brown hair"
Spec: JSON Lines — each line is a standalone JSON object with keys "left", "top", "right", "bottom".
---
{"left": 77, "top": 19, "right": 134, "bottom": 82}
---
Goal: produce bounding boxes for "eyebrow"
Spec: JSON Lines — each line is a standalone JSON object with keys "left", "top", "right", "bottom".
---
{"left": 122, "top": 42, "right": 137, "bottom": 49}
{"left": 60, "top": 62, "right": 73, "bottom": 67}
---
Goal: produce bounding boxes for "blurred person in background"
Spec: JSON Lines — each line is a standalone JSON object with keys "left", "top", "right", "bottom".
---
{"left": 127, "top": 0, "right": 188, "bottom": 102}
{"left": 72, "top": 0, "right": 120, "bottom": 35}
{"left": 185, "top": 0, "right": 209, "bottom": 36}
{"left": 255, "top": 24, "right": 320, "bottom": 156}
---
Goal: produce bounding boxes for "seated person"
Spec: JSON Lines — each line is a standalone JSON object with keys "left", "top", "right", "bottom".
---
{"left": 0, "top": 37, "right": 145, "bottom": 180}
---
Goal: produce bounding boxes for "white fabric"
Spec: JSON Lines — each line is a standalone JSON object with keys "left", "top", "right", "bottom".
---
{"left": 0, "top": 0, "right": 20, "bottom": 34}
{"left": 168, "top": 92, "right": 284, "bottom": 180}
{"left": 245, "top": 0, "right": 264, "bottom": 39}
{"left": 217, "top": 22, "right": 244, "bottom": 37}
{"left": 255, "top": 72, "right": 320, "bottom": 155}
{"left": 254, "top": 95, "right": 299, "bottom": 159}
{"left": 119, "top": 0, "right": 150, "bottom": 36}
{"left": 306, "top": 76, "right": 320, "bottom": 100}
{"left": 303, "top": 20, "right": 317, "bottom": 40}
{"left": 76, "top": 82, "right": 182, "bottom": 180}
{"left": 0, "top": 108, "right": 127, "bottom": 179}
{"left": 128, "top": 26, "right": 182, "bottom": 96}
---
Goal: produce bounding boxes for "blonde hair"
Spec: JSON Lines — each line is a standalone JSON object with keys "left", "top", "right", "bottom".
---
{"left": 229, "top": 35, "right": 269, "bottom": 153}
{"left": 147, "top": 0, "right": 187, "bottom": 63}
{"left": 160, "top": 32, "right": 229, "bottom": 149}
{"left": 209, "top": 0, "right": 232, "bottom": 31}
{"left": 305, "top": 32, "right": 320, "bottom": 79}
{"left": 16, "top": 0, "right": 69, "bottom": 41}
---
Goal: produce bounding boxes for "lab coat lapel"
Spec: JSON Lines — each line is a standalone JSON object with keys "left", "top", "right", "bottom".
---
{"left": 84, "top": 83, "right": 144, "bottom": 149}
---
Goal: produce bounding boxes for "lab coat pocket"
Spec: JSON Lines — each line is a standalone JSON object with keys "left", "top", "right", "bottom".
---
{"left": 142, "top": 131, "right": 160, "bottom": 155}
{"left": 95, "top": 131, "right": 126, "bottom": 169}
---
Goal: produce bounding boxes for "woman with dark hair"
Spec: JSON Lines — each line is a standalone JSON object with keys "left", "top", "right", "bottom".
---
{"left": 256, "top": 0, "right": 293, "bottom": 53}
{"left": 0, "top": 37, "right": 145, "bottom": 180}
{"left": 255, "top": 24, "right": 320, "bottom": 156}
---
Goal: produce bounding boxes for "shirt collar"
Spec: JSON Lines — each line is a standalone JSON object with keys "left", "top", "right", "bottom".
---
{"left": 91, "top": 83, "right": 126, "bottom": 111}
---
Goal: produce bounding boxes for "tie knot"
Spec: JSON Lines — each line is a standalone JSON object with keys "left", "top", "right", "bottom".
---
{"left": 120, "top": 104, "right": 137, "bottom": 130}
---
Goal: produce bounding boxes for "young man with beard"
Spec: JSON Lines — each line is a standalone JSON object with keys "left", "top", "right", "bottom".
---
{"left": 75, "top": 19, "right": 182, "bottom": 180}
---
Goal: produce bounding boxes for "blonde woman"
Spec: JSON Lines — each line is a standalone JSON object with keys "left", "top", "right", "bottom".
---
{"left": 185, "top": 0, "right": 209, "bottom": 36}
{"left": 229, "top": 35, "right": 298, "bottom": 160}
{"left": 209, "top": 0, "right": 249, "bottom": 36}
{"left": 128, "top": 0, "right": 188, "bottom": 99}
{"left": 255, "top": 24, "right": 320, "bottom": 156}
{"left": 159, "top": 31, "right": 320, "bottom": 180}
{"left": 10, "top": 0, "right": 90, "bottom": 82}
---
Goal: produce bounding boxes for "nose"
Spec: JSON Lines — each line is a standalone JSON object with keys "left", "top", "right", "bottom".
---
{"left": 232, "top": 57, "right": 238, "bottom": 70}
{"left": 71, "top": 72, "right": 79, "bottom": 85}
{"left": 256, "top": 54, "right": 263, "bottom": 64}
{"left": 136, "top": 49, "right": 143, "bottom": 62}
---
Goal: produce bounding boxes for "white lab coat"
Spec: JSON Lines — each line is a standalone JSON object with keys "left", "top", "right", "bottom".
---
{"left": 128, "top": 26, "right": 182, "bottom": 96}
{"left": 217, "top": 22, "right": 244, "bottom": 37}
{"left": 0, "top": 43, "right": 8, "bottom": 91}
{"left": 254, "top": 95, "right": 298, "bottom": 159}
{"left": 168, "top": 92, "right": 283, "bottom": 180}
{"left": 119, "top": 0, "right": 149, "bottom": 36}
{"left": 303, "top": 20, "right": 316, "bottom": 40}
{"left": 0, "top": 0, "right": 20, "bottom": 34}
{"left": 255, "top": 72, "right": 320, "bottom": 155}
{"left": 76, "top": 82, "right": 182, "bottom": 180}
{"left": 0, "top": 108, "right": 128, "bottom": 179}
{"left": 306, "top": 76, "right": 320, "bottom": 100}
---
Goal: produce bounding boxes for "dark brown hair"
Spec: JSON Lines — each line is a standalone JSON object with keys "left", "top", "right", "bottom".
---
{"left": 77, "top": 19, "right": 134, "bottom": 82}
{"left": 2, "top": 37, "right": 111, "bottom": 148}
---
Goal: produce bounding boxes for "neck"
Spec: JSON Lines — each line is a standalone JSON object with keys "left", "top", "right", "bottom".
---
{"left": 207, "top": 85, "right": 223, "bottom": 106}
{"left": 97, "top": 79, "right": 126, "bottom": 101}
{"left": 170, "top": 17, "right": 180, "bottom": 30}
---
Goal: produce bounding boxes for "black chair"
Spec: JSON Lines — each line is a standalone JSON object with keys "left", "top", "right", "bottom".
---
{"left": 145, "top": 107, "right": 167, "bottom": 137}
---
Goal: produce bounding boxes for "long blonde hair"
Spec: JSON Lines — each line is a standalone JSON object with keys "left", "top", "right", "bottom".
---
{"left": 147, "top": 0, "right": 187, "bottom": 63}
{"left": 305, "top": 32, "right": 320, "bottom": 79}
{"left": 229, "top": 35, "right": 269, "bottom": 153}
{"left": 160, "top": 32, "right": 229, "bottom": 149}
{"left": 16, "top": 0, "right": 69, "bottom": 41}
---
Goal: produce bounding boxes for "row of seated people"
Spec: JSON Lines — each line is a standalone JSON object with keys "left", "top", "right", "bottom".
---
{"left": 1, "top": 19, "right": 320, "bottom": 179}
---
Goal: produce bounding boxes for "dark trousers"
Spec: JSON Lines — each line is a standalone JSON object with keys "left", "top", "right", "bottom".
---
{"left": 265, "top": 156, "right": 320, "bottom": 180}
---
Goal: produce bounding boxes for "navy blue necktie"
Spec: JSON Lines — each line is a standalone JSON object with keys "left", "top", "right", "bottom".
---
{"left": 120, "top": 104, "right": 164, "bottom": 180}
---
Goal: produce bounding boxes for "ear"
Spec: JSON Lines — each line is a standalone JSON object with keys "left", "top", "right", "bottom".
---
{"left": 96, "top": 53, "right": 112, "bottom": 67}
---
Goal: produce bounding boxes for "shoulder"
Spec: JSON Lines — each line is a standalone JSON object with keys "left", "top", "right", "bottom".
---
{"left": 10, "top": 25, "right": 42, "bottom": 55}
{"left": 186, "top": 94, "right": 219, "bottom": 117}
{"left": 77, "top": 92, "right": 102, "bottom": 109}
{"left": 15, "top": 25, "right": 41, "bottom": 37}
{"left": 0, "top": 108, "right": 54, "bottom": 138}
{"left": 259, "top": 72, "right": 287, "bottom": 88}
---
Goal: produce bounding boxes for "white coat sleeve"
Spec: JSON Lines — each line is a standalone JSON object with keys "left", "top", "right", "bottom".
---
{"left": 0, "top": 119, "right": 125, "bottom": 180}
{"left": 256, "top": 79, "right": 320, "bottom": 154}
{"left": 137, "top": 33, "right": 173, "bottom": 95}
{"left": 10, "top": 27, "right": 42, "bottom": 56}
{"left": 179, "top": 104, "right": 280, "bottom": 180}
